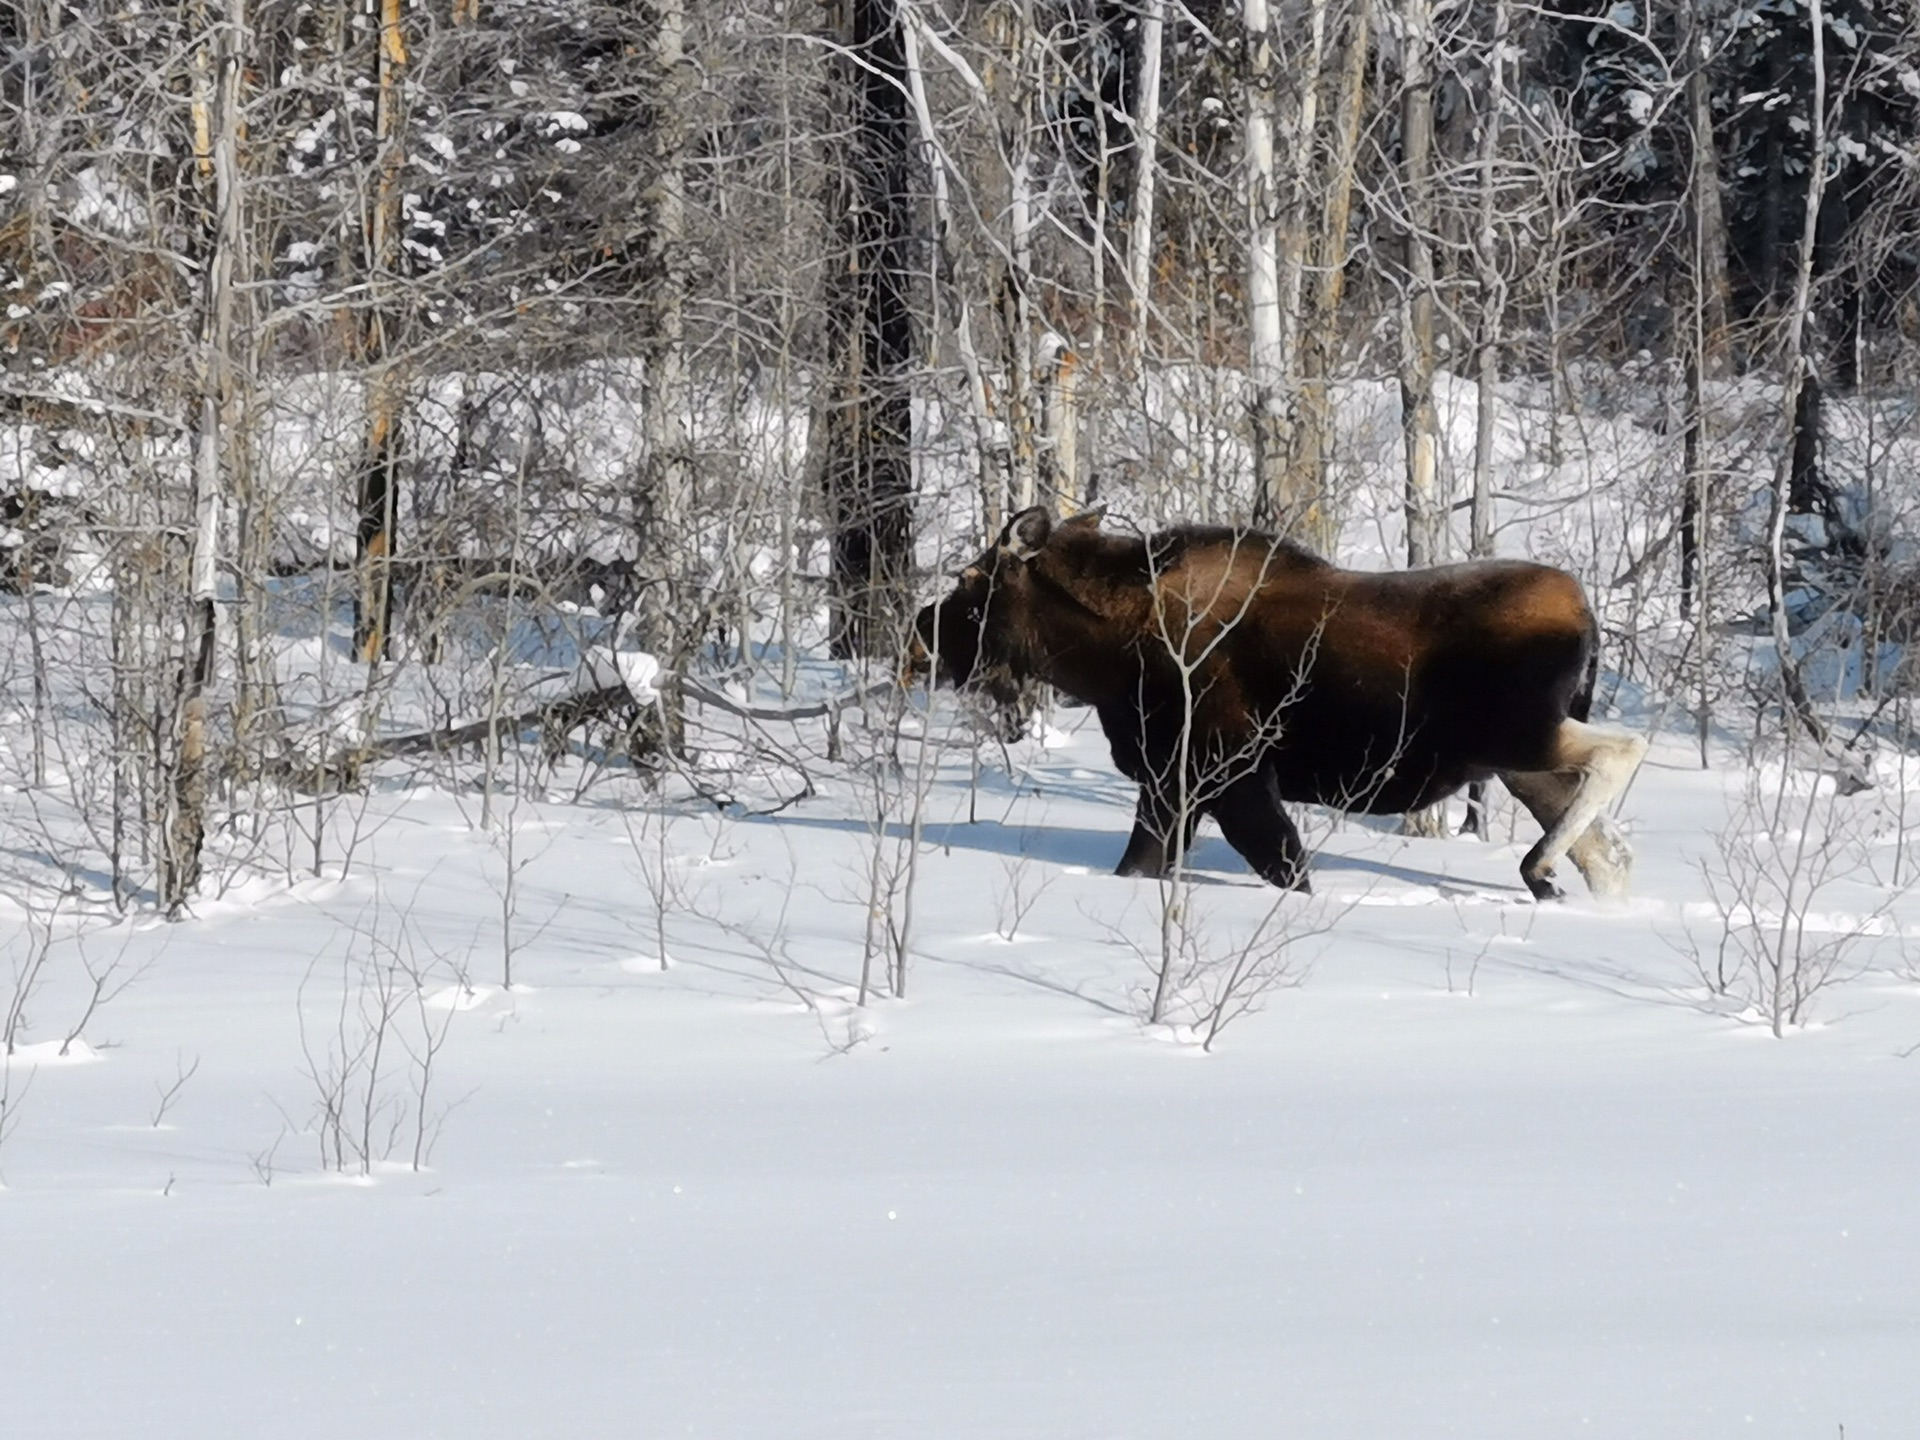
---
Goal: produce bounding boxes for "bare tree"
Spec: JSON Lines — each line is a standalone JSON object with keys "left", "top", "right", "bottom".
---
{"left": 1397, "top": 0, "right": 1446, "bottom": 838}
{"left": 818, "top": 0, "right": 918, "bottom": 660}
{"left": 637, "top": 0, "right": 696, "bottom": 743}
{"left": 164, "top": 0, "right": 247, "bottom": 913}
{"left": 353, "top": 0, "right": 411, "bottom": 664}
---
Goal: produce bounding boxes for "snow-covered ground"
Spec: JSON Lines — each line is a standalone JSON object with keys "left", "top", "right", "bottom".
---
{"left": 4, "top": 693, "right": 1919, "bottom": 1438}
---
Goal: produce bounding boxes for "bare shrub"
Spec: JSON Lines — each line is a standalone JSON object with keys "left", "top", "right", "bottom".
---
{"left": 1687, "top": 755, "right": 1896, "bottom": 1035}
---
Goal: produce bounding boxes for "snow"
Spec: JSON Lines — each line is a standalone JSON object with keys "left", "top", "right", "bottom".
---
{"left": 3, "top": 703, "right": 1919, "bottom": 1438}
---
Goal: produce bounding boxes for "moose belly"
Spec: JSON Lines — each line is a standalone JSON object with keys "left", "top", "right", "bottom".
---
{"left": 1263, "top": 742, "right": 1484, "bottom": 815}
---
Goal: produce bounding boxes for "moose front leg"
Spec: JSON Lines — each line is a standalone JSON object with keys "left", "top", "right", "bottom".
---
{"left": 1114, "top": 785, "right": 1201, "bottom": 879}
{"left": 1210, "top": 768, "right": 1312, "bottom": 892}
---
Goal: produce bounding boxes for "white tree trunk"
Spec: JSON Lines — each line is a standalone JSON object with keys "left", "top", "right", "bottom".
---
{"left": 168, "top": 0, "right": 245, "bottom": 912}
{"left": 1398, "top": 0, "right": 1446, "bottom": 838}
{"left": 901, "top": 8, "right": 1000, "bottom": 530}
{"left": 639, "top": 0, "right": 692, "bottom": 731}
{"left": 1288, "top": 0, "right": 1368, "bottom": 548}
{"left": 1765, "top": 0, "right": 1828, "bottom": 744}
{"left": 1126, "top": 0, "right": 1166, "bottom": 371}
{"left": 1469, "top": 0, "right": 1509, "bottom": 562}
{"left": 1398, "top": 0, "right": 1442, "bottom": 572}
{"left": 1244, "top": 0, "right": 1287, "bottom": 523}
{"left": 1276, "top": 0, "right": 1329, "bottom": 381}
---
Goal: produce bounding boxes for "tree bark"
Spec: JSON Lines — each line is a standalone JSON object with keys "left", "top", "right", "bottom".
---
{"left": 1398, "top": 0, "right": 1442, "bottom": 574}
{"left": 900, "top": 7, "right": 999, "bottom": 531}
{"left": 1398, "top": 0, "right": 1446, "bottom": 838}
{"left": 1688, "top": 35, "right": 1731, "bottom": 376}
{"left": 823, "top": 0, "right": 916, "bottom": 659}
{"left": 1125, "top": 0, "right": 1166, "bottom": 371}
{"left": 997, "top": 2, "right": 1043, "bottom": 515}
{"left": 355, "top": 0, "right": 408, "bottom": 663}
{"left": 167, "top": 0, "right": 245, "bottom": 913}
{"left": 1765, "top": 0, "right": 1829, "bottom": 745}
{"left": 1468, "top": 0, "right": 1508, "bottom": 566}
{"left": 1461, "top": 0, "right": 1509, "bottom": 840}
{"left": 1286, "top": 0, "right": 1368, "bottom": 550}
{"left": 637, "top": 0, "right": 693, "bottom": 739}
{"left": 1680, "top": 25, "right": 1730, "bottom": 624}
{"left": 1244, "top": 0, "right": 1289, "bottom": 529}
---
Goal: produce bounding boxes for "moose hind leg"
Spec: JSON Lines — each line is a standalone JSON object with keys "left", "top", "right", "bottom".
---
{"left": 1210, "top": 768, "right": 1311, "bottom": 892}
{"left": 1115, "top": 785, "right": 1201, "bottom": 879}
{"left": 1497, "top": 771, "right": 1605, "bottom": 898}
{"left": 1504, "top": 720, "right": 1647, "bottom": 900}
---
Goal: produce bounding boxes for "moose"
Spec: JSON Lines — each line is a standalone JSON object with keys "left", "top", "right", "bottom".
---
{"left": 908, "top": 508, "right": 1648, "bottom": 900}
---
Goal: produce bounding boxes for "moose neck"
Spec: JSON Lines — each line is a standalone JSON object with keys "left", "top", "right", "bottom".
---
{"left": 1019, "top": 560, "right": 1148, "bottom": 708}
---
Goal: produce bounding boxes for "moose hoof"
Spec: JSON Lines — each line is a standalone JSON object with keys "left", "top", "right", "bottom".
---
{"left": 1522, "top": 870, "right": 1565, "bottom": 902}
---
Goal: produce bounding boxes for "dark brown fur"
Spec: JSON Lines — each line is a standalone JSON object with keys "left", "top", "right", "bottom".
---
{"left": 912, "top": 508, "right": 1638, "bottom": 897}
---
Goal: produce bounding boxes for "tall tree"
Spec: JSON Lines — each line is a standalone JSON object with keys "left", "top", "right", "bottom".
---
{"left": 1125, "top": 0, "right": 1167, "bottom": 370}
{"left": 821, "top": 0, "right": 917, "bottom": 659}
{"left": 1398, "top": 0, "right": 1443, "bottom": 572}
{"left": 354, "top": 0, "right": 410, "bottom": 663}
{"left": 637, "top": 0, "right": 694, "bottom": 733}
{"left": 1285, "top": 0, "right": 1368, "bottom": 548}
{"left": 166, "top": 0, "right": 247, "bottom": 912}
{"left": 1399, "top": 0, "right": 1446, "bottom": 838}
{"left": 1243, "top": 0, "right": 1288, "bottom": 529}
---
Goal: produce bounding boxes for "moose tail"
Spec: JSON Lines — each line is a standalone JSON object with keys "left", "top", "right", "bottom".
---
{"left": 1569, "top": 617, "right": 1601, "bottom": 724}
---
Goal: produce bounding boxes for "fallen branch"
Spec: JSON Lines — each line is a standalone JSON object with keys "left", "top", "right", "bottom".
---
{"left": 285, "top": 657, "right": 903, "bottom": 790}
{"left": 376, "top": 683, "right": 635, "bottom": 760}
{"left": 680, "top": 677, "right": 896, "bottom": 722}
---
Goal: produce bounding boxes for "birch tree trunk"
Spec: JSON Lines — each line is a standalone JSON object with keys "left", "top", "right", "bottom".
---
{"left": 1689, "top": 36, "right": 1732, "bottom": 377}
{"left": 167, "top": 0, "right": 245, "bottom": 913}
{"left": 1765, "top": 0, "right": 1829, "bottom": 745}
{"left": 1460, "top": 0, "right": 1509, "bottom": 840}
{"left": 638, "top": 0, "right": 692, "bottom": 741}
{"left": 355, "top": 0, "right": 408, "bottom": 664}
{"left": 1125, "top": 0, "right": 1166, "bottom": 372}
{"left": 996, "top": 1, "right": 1042, "bottom": 513}
{"left": 1681, "top": 23, "right": 1729, "bottom": 631}
{"left": 1468, "top": 0, "right": 1508, "bottom": 566}
{"left": 901, "top": 7, "right": 999, "bottom": 532}
{"left": 1287, "top": 0, "right": 1368, "bottom": 549}
{"left": 1399, "top": 0, "right": 1447, "bottom": 838}
{"left": 1244, "top": 0, "right": 1288, "bottom": 528}
{"left": 1398, "top": 0, "right": 1442, "bottom": 574}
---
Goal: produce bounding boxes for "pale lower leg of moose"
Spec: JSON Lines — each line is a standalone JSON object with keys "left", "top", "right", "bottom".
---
{"left": 1115, "top": 786, "right": 1201, "bottom": 878}
{"left": 1505, "top": 720, "right": 1648, "bottom": 900}
{"left": 1210, "top": 771, "right": 1311, "bottom": 892}
{"left": 1501, "top": 770, "right": 1623, "bottom": 898}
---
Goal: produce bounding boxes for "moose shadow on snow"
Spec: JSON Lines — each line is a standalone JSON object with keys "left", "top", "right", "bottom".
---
{"left": 749, "top": 811, "right": 1532, "bottom": 897}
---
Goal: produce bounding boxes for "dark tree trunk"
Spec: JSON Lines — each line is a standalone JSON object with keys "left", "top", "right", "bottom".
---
{"left": 355, "top": 391, "right": 400, "bottom": 661}
{"left": 822, "top": 0, "right": 916, "bottom": 661}
{"left": 1680, "top": 345, "right": 1702, "bottom": 620}
{"left": 1789, "top": 363, "right": 1830, "bottom": 519}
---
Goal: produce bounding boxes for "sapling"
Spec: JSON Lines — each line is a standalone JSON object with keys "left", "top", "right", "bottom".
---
{"left": 150, "top": 1052, "right": 201, "bottom": 1128}
{"left": 1692, "top": 751, "right": 1891, "bottom": 1035}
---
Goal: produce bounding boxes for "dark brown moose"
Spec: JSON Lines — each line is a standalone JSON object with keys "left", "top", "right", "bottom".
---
{"left": 909, "top": 508, "right": 1647, "bottom": 900}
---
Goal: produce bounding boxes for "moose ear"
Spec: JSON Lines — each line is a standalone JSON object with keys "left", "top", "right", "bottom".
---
{"left": 1057, "top": 507, "right": 1105, "bottom": 536}
{"left": 1000, "top": 506, "right": 1053, "bottom": 560}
